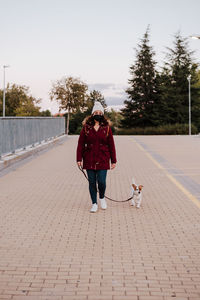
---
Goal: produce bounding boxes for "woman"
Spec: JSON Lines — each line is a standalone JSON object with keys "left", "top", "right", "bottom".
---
{"left": 76, "top": 101, "right": 117, "bottom": 213}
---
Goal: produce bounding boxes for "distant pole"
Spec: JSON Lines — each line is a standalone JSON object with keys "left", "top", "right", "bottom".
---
{"left": 3, "top": 65, "right": 10, "bottom": 117}
{"left": 187, "top": 75, "right": 191, "bottom": 136}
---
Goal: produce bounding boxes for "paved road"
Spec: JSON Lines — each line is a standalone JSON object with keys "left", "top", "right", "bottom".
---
{"left": 0, "top": 135, "right": 200, "bottom": 300}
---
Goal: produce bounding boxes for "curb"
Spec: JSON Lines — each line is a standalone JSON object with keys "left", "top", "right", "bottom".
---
{"left": 0, "top": 134, "right": 68, "bottom": 173}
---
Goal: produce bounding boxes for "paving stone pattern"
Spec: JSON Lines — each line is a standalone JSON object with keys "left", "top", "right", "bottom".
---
{"left": 0, "top": 135, "right": 200, "bottom": 300}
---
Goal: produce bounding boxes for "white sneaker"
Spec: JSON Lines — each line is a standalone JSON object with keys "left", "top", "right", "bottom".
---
{"left": 90, "top": 203, "right": 98, "bottom": 213}
{"left": 100, "top": 198, "right": 107, "bottom": 210}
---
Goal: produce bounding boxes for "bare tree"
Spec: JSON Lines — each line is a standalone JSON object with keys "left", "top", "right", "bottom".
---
{"left": 50, "top": 76, "right": 88, "bottom": 134}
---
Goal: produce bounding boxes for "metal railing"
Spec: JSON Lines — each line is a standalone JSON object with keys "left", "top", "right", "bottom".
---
{"left": 0, "top": 117, "right": 65, "bottom": 157}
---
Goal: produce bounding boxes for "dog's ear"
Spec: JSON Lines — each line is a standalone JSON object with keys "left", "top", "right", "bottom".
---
{"left": 139, "top": 185, "right": 144, "bottom": 191}
{"left": 132, "top": 184, "right": 137, "bottom": 190}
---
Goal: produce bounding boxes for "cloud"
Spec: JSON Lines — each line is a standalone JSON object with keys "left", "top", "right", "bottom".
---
{"left": 88, "top": 82, "right": 127, "bottom": 106}
{"left": 88, "top": 83, "right": 114, "bottom": 91}
{"left": 88, "top": 83, "right": 127, "bottom": 93}
{"left": 106, "top": 104, "right": 125, "bottom": 112}
{"left": 105, "top": 97, "right": 125, "bottom": 106}
{"left": 113, "top": 89, "right": 126, "bottom": 97}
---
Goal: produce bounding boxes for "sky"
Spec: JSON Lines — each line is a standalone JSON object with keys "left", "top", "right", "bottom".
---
{"left": 0, "top": 0, "right": 200, "bottom": 114}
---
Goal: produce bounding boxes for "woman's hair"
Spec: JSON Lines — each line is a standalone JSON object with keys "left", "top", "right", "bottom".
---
{"left": 82, "top": 115, "right": 111, "bottom": 127}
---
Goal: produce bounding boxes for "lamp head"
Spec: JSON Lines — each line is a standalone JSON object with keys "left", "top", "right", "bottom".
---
{"left": 190, "top": 35, "right": 200, "bottom": 40}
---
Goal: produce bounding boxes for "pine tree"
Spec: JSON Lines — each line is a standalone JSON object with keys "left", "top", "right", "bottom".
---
{"left": 121, "top": 26, "right": 158, "bottom": 128}
{"left": 192, "top": 69, "right": 200, "bottom": 129}
{"left": 161, "top": 32, "right": 200, "bottom": 128}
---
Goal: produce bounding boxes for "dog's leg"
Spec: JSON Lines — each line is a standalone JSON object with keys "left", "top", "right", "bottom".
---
{"left": 131, "top": 195, "right": 136, "bottom": 206}
{"left": 136, "top": 194, "right": 142, "bottom": 208}
{"left": 130, "top": 187, "right": 135, "bottom": 206}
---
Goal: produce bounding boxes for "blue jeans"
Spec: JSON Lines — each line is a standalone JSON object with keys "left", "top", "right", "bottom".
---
{"left": 86, "top": 170, "right": 107, "bottom": 204}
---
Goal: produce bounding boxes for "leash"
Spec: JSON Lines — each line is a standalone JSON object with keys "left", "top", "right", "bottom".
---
{"left": 78, "top": 165, "right": 133, "bottom": 203}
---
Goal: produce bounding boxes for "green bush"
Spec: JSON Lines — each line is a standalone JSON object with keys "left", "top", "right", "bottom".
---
{"left": 116, "top": 123, "right": 198, "bottom": 135}
{"left": 74, "top": 126, "right": 83, "bottom": 135}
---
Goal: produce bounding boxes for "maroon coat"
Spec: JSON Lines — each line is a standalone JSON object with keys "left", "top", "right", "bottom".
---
{"left": 76, "top": 124, "right": 117, "bottom": 170}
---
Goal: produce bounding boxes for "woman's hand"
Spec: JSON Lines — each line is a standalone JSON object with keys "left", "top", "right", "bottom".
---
{"left": 77, "top": 161, "right": 83, "bottom": 168}
{"left": 111, "top": 163, "right": 116, "bottom": 170}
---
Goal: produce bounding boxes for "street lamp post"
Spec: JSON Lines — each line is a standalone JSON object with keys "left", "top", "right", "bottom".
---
{"left": 187, "top": 75, "right": 191, "bottom": 136}
{"left": 3, "top": 65, "right": 10, "bottom": 117}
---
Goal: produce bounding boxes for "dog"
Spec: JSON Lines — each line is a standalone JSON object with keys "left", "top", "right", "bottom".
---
{"left": 130, "top": 177, "right": 144, "bottom": 208}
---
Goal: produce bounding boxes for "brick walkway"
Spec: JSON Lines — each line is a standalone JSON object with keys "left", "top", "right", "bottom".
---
{"left": 0, "top": 135, "right": 200, "bottom": 300}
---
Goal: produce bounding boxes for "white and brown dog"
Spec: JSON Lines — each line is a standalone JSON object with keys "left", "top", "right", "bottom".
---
{"left": 130, "top": 178, "right": 144, "bottom": 208}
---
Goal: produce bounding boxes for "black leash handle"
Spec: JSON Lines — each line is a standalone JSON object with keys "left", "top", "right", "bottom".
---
{"left": 78, "top": 165, "right": 133, "bottom": 203}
